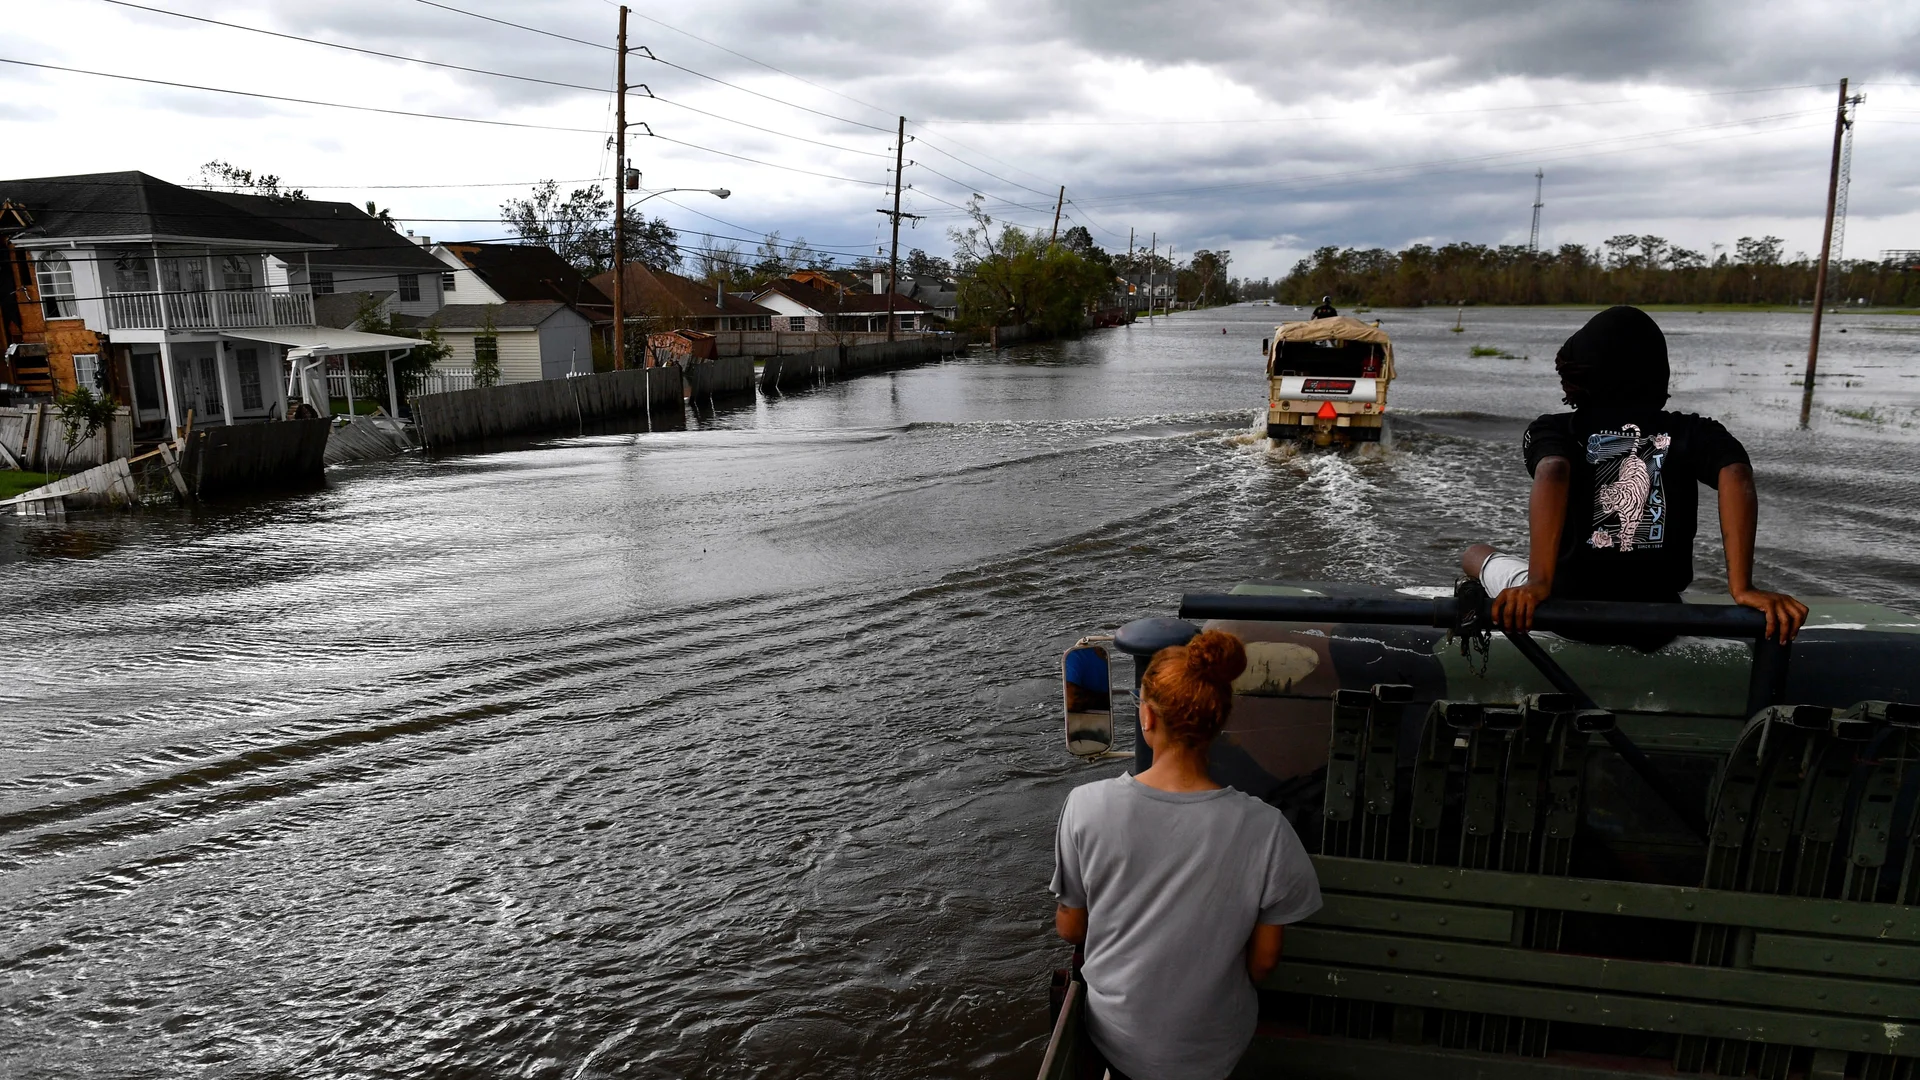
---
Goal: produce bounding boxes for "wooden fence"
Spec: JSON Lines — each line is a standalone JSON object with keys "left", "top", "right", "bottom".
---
{"left": 684, "top": 356, "right": 757, "bottom": 403}
{"left": 0, "top": 405, "right": 135, "bottom": 470}
{"left": 409, "top": 367, "right": 685, "bottom": 450}
{"left": 181, "top": 417, "right": 332, "bottom": 497}
{"left": 759, "top": 335, "right": 963, "bottom": 394}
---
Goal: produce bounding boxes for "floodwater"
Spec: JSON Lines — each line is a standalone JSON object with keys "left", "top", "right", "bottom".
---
{"left": 3, "top": 305, "right": 1918, "bottom": 1078}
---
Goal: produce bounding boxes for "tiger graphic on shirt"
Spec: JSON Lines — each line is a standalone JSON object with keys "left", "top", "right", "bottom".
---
{"left": 1584, "top": 423, "right": 1670, "bottom": 552}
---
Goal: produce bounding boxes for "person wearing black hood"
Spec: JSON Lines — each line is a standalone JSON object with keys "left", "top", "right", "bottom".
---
{"left": 1462, "top": 305, "right": 1807, "bottom": 644}
{"left": 1311, "top": 296, "right": 1338, "bottom": 319}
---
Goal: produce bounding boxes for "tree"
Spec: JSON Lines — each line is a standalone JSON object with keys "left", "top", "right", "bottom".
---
{"left": 751, "top": 231, "right": 812, "bottom": 280}
{"left": 903, "top": 248, "right": 954, "bottom": 281}
{"left": 696, "top": 241, "right": 745, "bottom": 284}
{"left": 623, "top": 213, "right": 681, "bottom": 271}
{"left": 364, "top": 201, "right": 397, "bottom": 229}
{"left": 1187, "top": 249, "right": 1232, "bottom": 306}
{"left": 948, "top": 196, "right": 1111, "bottom": 334}
{"left": 353, "top": 293, "right": 449, "bottom": 404}
{"left": 501, "top": 181, "right": 612, "bottom": 270}
{"left": 1735, "top": 236, "right": 1785, "bottom": 266}
{"left": 198, "top": 160, "right": 305, "bottom": 200}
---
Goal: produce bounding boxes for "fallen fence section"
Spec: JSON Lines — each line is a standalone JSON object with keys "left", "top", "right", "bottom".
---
{"left": 183, "top": 417, "right": 331, "bottom": 497}
{"left": 760, "top": 335, "right": 962, "bottom": 394}
{"left": 684, "top": 356, "right": 756, "bottom": 403}
{"left": 323, "top": 415, "right": 419, "bottom": 466}
{"left": 410, "top": 368, "right": 686, "bottom": 450}
{"left": 1, "top": 457, "right": 138, "bottom": 516}
{"left": 0, "top": 405, "right": 134, "bottom": 470}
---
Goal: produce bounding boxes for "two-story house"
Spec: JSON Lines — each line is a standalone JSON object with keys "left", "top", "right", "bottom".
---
{"left": 202, "top": 193, "right": 451, "bottom": 322}
{"left": 0, "top": 171, "right": 426, "bottom": 435}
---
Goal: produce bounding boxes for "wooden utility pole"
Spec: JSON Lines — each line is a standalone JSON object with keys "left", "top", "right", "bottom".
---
{"left": 1128, "top": 227, "right": 1134, "bottom": 312}
{"left": 885, "top": 116, "right": 906, "bottom": 342}
{"left": 612, "top": 5, "right": 630, "bottom": 370}
{"left": 1048, "top": 186, "right": 1065, "bottom": 246}
{"left": 1147, "top": 231, "right": 1156, "bottom": 320}
{"left": 1800, "top": 78, "right": 1851, "bottom": 428}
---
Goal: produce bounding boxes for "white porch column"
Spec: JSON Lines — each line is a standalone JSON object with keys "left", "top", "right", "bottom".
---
{"left": 157, "top": 338, "right": 182, "bottom": 437}
{"left": 341, "top": 354, "right": 354, "bottom": 417}
{"left": 214, "top": 344, "right": 235, "bottom": 427}
{"left": 273, "top": 346, "right": 290, "bottom": 420}
{"left": 385, "top": 350, "right": 400, "bottom": 417}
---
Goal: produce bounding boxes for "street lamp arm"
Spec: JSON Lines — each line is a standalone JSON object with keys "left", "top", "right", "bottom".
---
{"left": 632, "top": 187, "right": 731, "bottom": 206}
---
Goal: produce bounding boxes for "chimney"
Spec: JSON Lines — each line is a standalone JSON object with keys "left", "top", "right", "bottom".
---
{"left": 416, "top": 235, "right": 431, "bottom": 247}
{"left": 717, "top": 282, "right": 726, "bottom": 310}
{"left": 872, "top": 271, "right": 883, "bottom": 295}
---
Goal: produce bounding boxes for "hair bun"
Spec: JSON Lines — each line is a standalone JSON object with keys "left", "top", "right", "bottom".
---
{"left": 1184, "top": 630, "right": 1247, "bottom": 685}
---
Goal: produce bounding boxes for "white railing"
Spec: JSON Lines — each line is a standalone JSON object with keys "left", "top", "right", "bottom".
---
{"left": 104, "top": 289, "right": 315, "bottom": 331}
{"left": 414, "top": 369, "right": 478, "bottom": 396}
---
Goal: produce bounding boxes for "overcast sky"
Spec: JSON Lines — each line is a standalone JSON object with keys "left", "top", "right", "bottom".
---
{"left": 5, "top": 0, "right": 1919, "bottom": 279}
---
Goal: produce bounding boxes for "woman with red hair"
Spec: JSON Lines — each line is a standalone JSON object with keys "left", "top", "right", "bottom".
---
{"left": 1051, "top": 630, "right": 1322, "bottom": 1080}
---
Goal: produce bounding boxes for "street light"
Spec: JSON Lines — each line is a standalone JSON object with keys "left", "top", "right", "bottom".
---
{"left": 614, "top": 186, "right": 731, "bottom": 370}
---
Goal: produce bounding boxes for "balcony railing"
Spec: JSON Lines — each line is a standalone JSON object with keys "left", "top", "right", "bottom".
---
{"left": 104, "top": 289, "right": 315, "bottom": 331}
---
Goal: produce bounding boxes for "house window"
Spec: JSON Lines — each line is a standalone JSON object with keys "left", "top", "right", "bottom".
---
{"left": 198, "top": 355, "right": 223, "bottom": 415}
{"left": 441, "top": 271, "right": 457, "bottom": 293}
{"left": 73, "top": 353, "right": 101, "bottom": 391}
{"left": 35, "top": 254, "right": 75, "bottom": 318}
{"left": 311, "top": 270, "right": 335, "bottom": 295}
{"left": 788, "top": 316, "right": 805, "bottom": 332}
{"left": 112, "top": 253, "right": 154, "bottom": 292}
{"left": 221, "top": 255, "right": 254, "bottom": 291}
{"left": 474, "top": 335, "right": 499, "bottom": 365}
{"left": 899, "top": 314, "right": 916, "bottom": 331}
{"left": 398, "top": 274, "right": 420, "bottom": 302}
{"left": 750, "top": 316, "right": 771, "bottom": 331}
{"left": 237, "top": 348, "right": 263, "bottom": 410}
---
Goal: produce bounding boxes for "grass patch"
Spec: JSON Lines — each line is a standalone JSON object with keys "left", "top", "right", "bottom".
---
{"left": 1469, "top": 344, "right": 1521, "bottom": 359}
{"left": 1832, "top": 406, "right": 1887, "bottom": 424}
{"left": 0, "top": 470, "right": 56, "bottom": 500}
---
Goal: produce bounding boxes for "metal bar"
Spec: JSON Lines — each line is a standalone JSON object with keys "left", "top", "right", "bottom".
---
{"left": 1311, "top": 893, "right": 1515, "bottom": 943}
{"left": 1311, "top": 858, "right": 1920, "bottom": 940}
{"left": 1271, "top": 960, "right": 1920, "bottom": 1055}
{"left": 1180, "top": 592, "right": 1769, "bottom": 640}
{"left": 1283, "top": 927, "right": 1920, "bottom": 1020}
{"left": 1753, "top": 932, "right": 1920, "bottom": 980}
{"left": 1500, "top": 630, "right": 1709, "bottom": 839}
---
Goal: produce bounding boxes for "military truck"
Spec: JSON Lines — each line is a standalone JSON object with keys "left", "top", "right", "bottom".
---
{"left": 1261, "top": 318, "right": 1395, "bottom": 448}
{"left": 1043, "top": 581, "right": 1920, "bottom": 1080}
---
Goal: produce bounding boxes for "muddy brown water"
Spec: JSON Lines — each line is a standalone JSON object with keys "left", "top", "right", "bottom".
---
{"left": 4, "top": 306, "right": 1918, "bottom": 1078}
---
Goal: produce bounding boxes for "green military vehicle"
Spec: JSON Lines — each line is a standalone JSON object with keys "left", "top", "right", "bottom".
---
{"left": 1045, "top": 582, "right": 1920, "bottom": 1080}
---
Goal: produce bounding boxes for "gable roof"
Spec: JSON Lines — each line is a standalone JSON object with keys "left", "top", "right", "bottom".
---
{"left": 587, "top": 263, "right": 776, "bottom": 319}
{"left": 202, "top": 192, "right": 447, "bottom": 271}
{"left": 426, "top": 301, "right": 575, "bottom": 330}
{"left": 0, "top": 171, "right": 327, "bottom": 247}
{"left": 441, "top": 242, "right": 612, "bottom": 312}
{"left": 756, "top": 276, "right": 927, "bottom": 315}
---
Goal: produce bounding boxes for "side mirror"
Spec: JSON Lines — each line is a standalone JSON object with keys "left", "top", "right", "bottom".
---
{"left": 1062, "top": 642, "right": 1114, "bottom": 758}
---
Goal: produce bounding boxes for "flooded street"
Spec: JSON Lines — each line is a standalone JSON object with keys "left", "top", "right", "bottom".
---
{"left": 4, "top": 306, "right": 1919, "bottom": 1079}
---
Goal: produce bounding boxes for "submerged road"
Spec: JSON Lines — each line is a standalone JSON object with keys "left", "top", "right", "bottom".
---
{"left": 3, "top": 306, "right": 1918, "bottom": 1078}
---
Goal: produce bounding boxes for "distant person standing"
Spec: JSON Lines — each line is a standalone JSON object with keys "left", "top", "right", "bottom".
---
{"left": 1052, "top": 630, "right": 1322, "bottom": 1080}
{"left": 1311, "top": 296, "right": 1338, "bottom": 319}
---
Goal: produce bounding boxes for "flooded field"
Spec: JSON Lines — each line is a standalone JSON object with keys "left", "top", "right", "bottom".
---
{"left": 3, "top": 305, "right": 1917, "bottom": 1078}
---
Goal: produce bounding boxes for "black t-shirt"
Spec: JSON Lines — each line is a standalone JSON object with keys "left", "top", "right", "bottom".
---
{"left": 1311, "top": 304, "right": 1337, "bottom": 319}
{"left": 1522, "top": 408, "right": 1750, "bottom": 602}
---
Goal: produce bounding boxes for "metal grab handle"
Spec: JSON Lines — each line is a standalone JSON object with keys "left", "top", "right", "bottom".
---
{"left": 1179, "top": 592, "right": 1771, "bottom": 640}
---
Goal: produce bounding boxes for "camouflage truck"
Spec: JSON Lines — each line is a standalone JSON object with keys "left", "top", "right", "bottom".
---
{"left": 1043, "top": 581, "right": 1920, "bottom": 1080}
{"left": 1261, "top": 318, "right": 1395, "bottom": 448}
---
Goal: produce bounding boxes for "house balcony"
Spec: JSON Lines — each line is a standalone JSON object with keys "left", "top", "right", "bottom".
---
{"left": 104, "top": 289, "right": 315, "bottom": 332}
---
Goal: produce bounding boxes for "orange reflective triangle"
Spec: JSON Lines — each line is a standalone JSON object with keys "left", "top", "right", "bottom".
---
{"left": 1316, "top": 401, "right": 1338, "bottom": 419}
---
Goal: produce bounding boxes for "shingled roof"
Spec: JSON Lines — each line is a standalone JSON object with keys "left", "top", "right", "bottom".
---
{"left": 587, "top": 263, "right": 776, "bottom": 319}
{"left": 0, "top": 171, "right": 326, "bottom": 247}
{"left": 442, "top": 242, "right": 612, "bottom": 313}
{"left": 756, "top": 276, "right": 927, "bottom": 315}
{"left": 201, "top": 192, "right": 448, "bottom": 272}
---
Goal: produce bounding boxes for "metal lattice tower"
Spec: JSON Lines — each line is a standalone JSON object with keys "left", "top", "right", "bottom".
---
{"left": 1528, "top": 169, "right": 1545, "bottom": 254}
{"left": 1828, "top": 94, "right": 1864, "bottom": 303}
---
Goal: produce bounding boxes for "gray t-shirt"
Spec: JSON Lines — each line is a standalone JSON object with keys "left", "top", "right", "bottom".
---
{"left": 1050, "top": 774, "right": 1321, "bottom": 1080}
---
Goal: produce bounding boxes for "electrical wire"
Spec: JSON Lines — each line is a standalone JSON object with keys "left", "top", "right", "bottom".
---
{"left": 622, "top": 8, "right": 895, "bottom": 123}
{"left": 644, "top": 55, "right": 894, "bottom": 133}
{"left": 644, "top": 131, "right": 890, "bottom": 186}
{"left": 94, "top": 0, "right": 610, "bottom": 94}
{"left": 413, "top": 0, "right": 612, "bottom": 52}
{"left": 0, "top": 57, "right": 605, "bottom": 134}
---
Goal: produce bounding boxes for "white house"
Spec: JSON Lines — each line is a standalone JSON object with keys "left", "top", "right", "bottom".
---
{"left": 753, "top": 277, "right": 931, "bottom": 333}
{"left": 0, "top": 171, "right": 423, "bottom": 434}
{"left": 203, "top": 193, "right": 451, "bottom": 321}
{"left": 427, "top": 301, "right": 596, "bottom": 385}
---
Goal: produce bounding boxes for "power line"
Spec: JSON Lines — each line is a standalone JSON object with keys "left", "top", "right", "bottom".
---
{"left": 413, "top": 0, "right": 612, "bottom": 52}
{"left": 644, "top": 131, "right": 889, "bottom": 186}
{"left": 645, "top": 92, "right": 890, "bottom": 157}
{"left": 643, "top": 54, "right": 894, "bottom": 133}
{"left": 94, "top": 0, "right": 610, "bottom": 94}
{"left": 0, "top": 57, "right": 605, "bottom": 134}
{"left": 622, "top": 9, "right": 894, "bottom": 122}
{"left": 915, "top": 82, "right": 1832, "bottom": 126}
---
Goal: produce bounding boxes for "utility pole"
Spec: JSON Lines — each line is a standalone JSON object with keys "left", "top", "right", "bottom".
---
{"left": 1148, "top": 231, "right": 1156, "bottom": 320}
{"left": 611, "top": 5, "right": 629, "bottom": 370}
{"left": 1048, "top": 186, "right": 1065, "bottom": 247}
{"left": 1528, "top": 169, "right": 1545, "bottom": 255}
{"left": 877, "top": 116, "right": 921, "bottom": 343}
{"left": 1801, "top": 78, "right": 1851, "bottom": 429}
{"left": 1128, "top": 227, "right": 1134, "bottom": 312}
